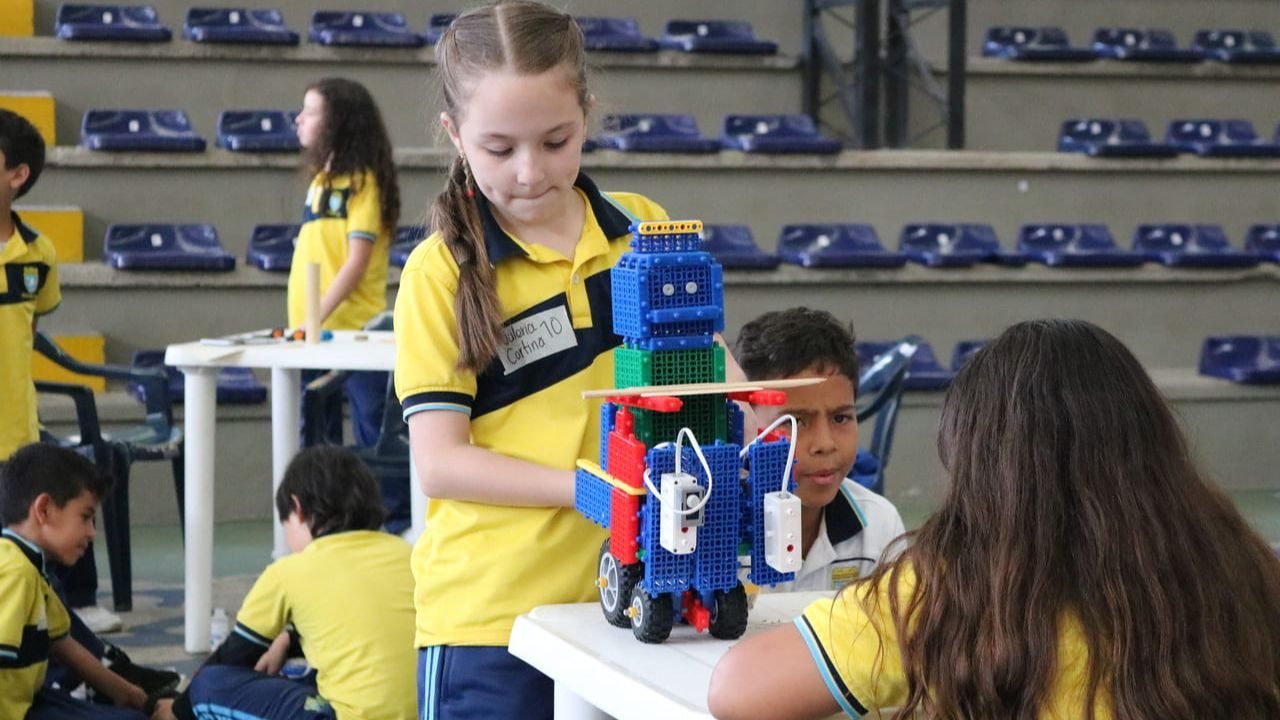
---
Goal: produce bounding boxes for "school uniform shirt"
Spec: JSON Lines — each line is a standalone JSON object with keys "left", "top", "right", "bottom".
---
{"left": 766, "top": 479, "right": 906, "bottom": 593}
{"left": 394, "top": 173, "right": 667, "bottom": 647}
{"left": 0, "top": 211, "right": 60, "bottom": 460}
{"left": 0, "top": 529, "right": 71, "bottom": 720}
{"left": 230, "top": 531, "right": 416, "bottom": 720}
{"left": 287, "top": 171, "right": 389, "bottom": 331}
{"left": 795, "top": 562, "right": 1112, "bottom": 718}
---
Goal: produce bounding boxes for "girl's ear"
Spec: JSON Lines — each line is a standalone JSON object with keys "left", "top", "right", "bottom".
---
{"left": 440, "top": 112, "right": 463, "bottom": 153}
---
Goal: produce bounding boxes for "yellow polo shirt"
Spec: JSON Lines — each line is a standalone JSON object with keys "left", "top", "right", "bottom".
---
{"left": 232, "top": 530, "right": 416, "bottom": 720}
{"left": 287, "top": 171, "right": 389, "bottom": 331}
{"left": 0, "top": 529, "right": 71, "bottom": 720}
{"left": 796, "top": 564, "right": 1112, "bottom": 718}
{"left": 394, "top": 173, "right": 666, "bottom": 646}
{"left": 0, "top": 211, "right": 60, "bottom": 460}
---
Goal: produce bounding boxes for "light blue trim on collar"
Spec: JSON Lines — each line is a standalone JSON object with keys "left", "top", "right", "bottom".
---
{"left": 1, "top": 528, "right": 48, "bottom": 575}
{"left": 838, "top": 484, "right": 869, "bottom": 528}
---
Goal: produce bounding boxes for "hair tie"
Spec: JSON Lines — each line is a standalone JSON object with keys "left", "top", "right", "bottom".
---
{"left": 466, "top": 187, "right": 475, "bottom": 199}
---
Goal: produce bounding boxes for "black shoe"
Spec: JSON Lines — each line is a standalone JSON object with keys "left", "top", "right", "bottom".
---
{"left": 106, "top": 654, "right": 181, "bottom": 698}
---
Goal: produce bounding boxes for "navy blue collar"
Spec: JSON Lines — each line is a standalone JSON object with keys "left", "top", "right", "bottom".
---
{"left": 824, "top": 485, "right": 866, "bottom": 545}
{"left": 474, "top": 172, "right": 633, "bottom": 265}
{"left": 1, "top": 528, "right": 48, "bottom": 576}
{"left": 9, "top": 211, "right": 38, "bottom": 244}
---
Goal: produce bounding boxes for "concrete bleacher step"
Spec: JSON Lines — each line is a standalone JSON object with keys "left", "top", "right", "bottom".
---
{"left": 32, "top": 332, "right": 105, "bottom": 391}
{"left": 0, "top": 37, "right": 799, "bottom": 149}
{"left": 15, "top": 204, "right": 84, "bottom": 262}
{"left": 0, "top": 89, "right": 55, "bottom": 145}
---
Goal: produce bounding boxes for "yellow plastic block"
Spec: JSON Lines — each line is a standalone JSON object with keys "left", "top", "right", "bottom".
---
{"left": 0, "top": 91, "right": 55, "bottom": 146}
{"left": 14, "top": 205, "right": 83, "bottom": 262}
{"left": 0, "top": 0, "right": 34, "bottom": 36}
{"left": 32, "top": 334, "right": 107, "bottom": 392}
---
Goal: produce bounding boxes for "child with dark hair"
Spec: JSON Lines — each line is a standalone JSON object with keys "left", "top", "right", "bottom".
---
{"left": 0, "top": 443, "right": 149, "bottom": 719}
{"left": 711, "top": 319, "right": 1280, "bottom": 719}
{"left": 152, "top": 447, "right": 415, "bottom": 720}
{"left": 733, "top": 307, "right": 905, "bottom": 592}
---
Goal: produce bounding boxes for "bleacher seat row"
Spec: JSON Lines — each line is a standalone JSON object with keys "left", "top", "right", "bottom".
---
{"left": 986, "top": 26, "right": 1280, "bottom": 64}
{"left": 54, "top": 6, "right": 777, "bottom": 53}
{"left": 1059, "top": 119, "right": 1280, "bottom": 158}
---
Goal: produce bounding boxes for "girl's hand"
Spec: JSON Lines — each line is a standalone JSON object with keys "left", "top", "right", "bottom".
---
{"left": 254, "top": 631, "right": 292, "bottom": 675}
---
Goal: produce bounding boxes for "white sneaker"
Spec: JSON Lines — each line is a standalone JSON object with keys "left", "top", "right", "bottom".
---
{"left": 75, "top": 604, "right": 123, "bottom": 634}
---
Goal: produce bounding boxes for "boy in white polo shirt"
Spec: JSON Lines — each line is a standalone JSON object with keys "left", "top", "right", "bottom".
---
{"left": 734, "top": 308, "right": 906, "bottom": 592}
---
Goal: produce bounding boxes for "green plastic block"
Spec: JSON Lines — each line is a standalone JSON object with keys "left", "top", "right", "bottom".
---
{"left": 614, "top": 345, "right": 725, "bottom": 389}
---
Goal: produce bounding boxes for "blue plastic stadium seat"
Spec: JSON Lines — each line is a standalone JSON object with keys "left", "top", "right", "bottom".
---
{"left": 56, "top": 4, "right": 171, "bottom": 41}
{"left": 104, "top": 224, "right": 236, "bottom": 271}
{"left": 857, "top": 340, "right": 952, "bottom": 391}
{"left": 246, "top": 224, "right": 298, "bottom": 271}
{"left": 423, "top": 13, "right": 454, "bottom": 44}
{"left": 1091, "top": 28, "right": 1203, "bottom": 62}
{"left": 899, "top": 223, "right": 1026, "bottom": 267}
{"left": 1244, "top": 224, "right": 1280, "bottom": 262}
{"left": 1057, "top": 118, "right": 1178, "bottom": 158}
{"left": 1199, "top": 336, "right": 1280, "bottom": 384}
{"left": 596, "top": 114, "right": 719, "bottom": 153}
{"left": 577, "top": 16, "right": 657, "bottom": 52}
{"left": 658, "top": 20, "right": 777, "bottom": 54}
{"left": 1132, "top": 224, "right": 1260, "bottom": 268}
{"left": 1165, "top": 119, "right": 1280, "bottom": 158}
{"left": 309, "top": 11, "right": 424, "bottom": 47}
{"left": 184, "top": 8, "right": 298, "bottom": 44}
{"left": 720, "top": 114, "right": 841, "bottom": 154}
{"left": 390, "top": 225, "right": 428, "bottom": 268}
{"left": 81, "top": 110, "right": 206, "bottom": 152}
{"left": 950, "top": 340, "right": 988, "bottom": 371}
{"left": 130, "top": 350, "right": 267, "bottom": 404}
{"left": 982, "top": 26, "right": 1095, "bottom": 61}
{"left": 700, "top": 224, "right": 779, "bottom": 269}
{"left": 1193, "top": 30, "right": 1280, "bottom": 64}
{"left": 1018, "top": 224, "right": 1145, "bottom": 267}
{"left": 778, "top": 224, "right": 906, "bottom": 268}
{"left": 216, "top": 111, "right": 299, "bottom": 152}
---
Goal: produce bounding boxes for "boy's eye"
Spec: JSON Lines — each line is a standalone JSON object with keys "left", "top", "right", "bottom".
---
{"left": 833, "top": 413, "right": 854, "bottom": 424}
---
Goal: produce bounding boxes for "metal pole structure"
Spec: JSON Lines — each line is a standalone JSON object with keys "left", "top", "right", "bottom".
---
{"left": 884, "top": 0, "right": 908, "bottom": 148}
{"left": 947, "top": 0, "right": 967, "bottom": 149}
{"left": 856, "top": 0, "right": 881, "bottom": 149}
{"left": 801, "top": 0, "right": 820, "bottom": 121}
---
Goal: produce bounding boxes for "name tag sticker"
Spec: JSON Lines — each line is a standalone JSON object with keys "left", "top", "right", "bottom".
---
{"left": 831, "top": 565, "right": 860, "bottom": 590}
{"left": 499, "top": 305, "right": 578, "bottom": 375}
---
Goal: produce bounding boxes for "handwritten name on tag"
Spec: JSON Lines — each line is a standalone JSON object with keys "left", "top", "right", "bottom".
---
{"left": 499, "top": 305, "right": 578, "bottom": 375}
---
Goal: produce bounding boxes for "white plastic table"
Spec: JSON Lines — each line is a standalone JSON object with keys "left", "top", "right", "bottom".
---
{"left": 509, "top": 591, "right": 832, "bottom": 719}
{"left": 165, "top": 330, "right": 426, "bottom": 652}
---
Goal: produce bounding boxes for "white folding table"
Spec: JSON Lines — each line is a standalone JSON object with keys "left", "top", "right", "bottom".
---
{"left": 509, "top": 591, "right": 834, "bottom": 719}
{"left": 165, "top": 330, "right": 426, "bottom": 652}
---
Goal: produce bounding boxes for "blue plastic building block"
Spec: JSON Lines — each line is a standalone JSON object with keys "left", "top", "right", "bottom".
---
{"left": 423, "top": 13, "right": 454, "bottom": 44}
{"left": 744, "top": 439, "right": 796, "bottom": 588}
{"left": 246, "top": 224, "right": 297, "bottom": 272}
{"left": 982, "top": 26, "right": 1096, "bottom": 61}
{"left": 1199, "top": 336, "right": 1280, "bottom": 384}
{"left": 577, "top": 16, "right": 658, "bottom": 52}
{"left": 778, "top": 224, "right": 907, "bottom": 268}
{"left": 1091, "top": 28, "right": 1203, "bottom": 62}
{"left": 56, "top": 4, "right": 171, "bottom": 41}
{"left": 639, "top": 445, "right": 698, "bottom": 594}
{"left": 950, "top": 340, "right": 988, "bottom": 371}
{"left": 690, "top": 443, "right": 743, "bottom": 597}
{"left": 700, "top": 224, "right": 779, "bottom": 269}
{"left": 857, "top": 340, "right": 952, "bottom": 391}
{"left": 598, "top": 402, "right": 617, "bottom": 470}
{"left": 104, "top": 224, "right": 236, "bottom": 271}
{"left": 1165, "top": 119, "right": 1280, "bottom": 158}
{"left": 611, "top": 252, "right": 725, "bottom": 346}
{"left": 659, "top": 19, "right": 777, "bottom": 54}
{"left": 216, "top": 111, "right": 299, "bottom": 152}
{"left": 81, "top": 110, "right": 206, "bottom": 152}
{"left": 574, "top": 467, "right": 615, "bottom": 529}
{"left": 309, "top": 11, "right": 424, "bottom": 47}
{"left": 390, "top": 225, "right": 428, "bottom": 268}
{"left": 1057, "top": 118, "right": 1178, "bottom": 158}
{"left": 1244, "top": 224, "right": 1280, "bottom": 262}
{"left": 727, "top": 401, "right": 744, "bottom": 447}
{"left": 596, "top": 114, "right": 720, "bottom": 153}
{"left": 1018, "top": 224, "right": 1145, "bottom": 267}
{"left": 1132, "top": 224, "right": 1260, "bottom": 268}
{"left": 184, "top": 8, "right": 298, "bottom": 44}
{"left": 720, "top": 114, "right": 841, "bottom": 154}
{"left": 130, "top": 349, "right": 266, "bottom": 404}
{"left": 1193, "top": 30, "right": 1280, "bottom": 64}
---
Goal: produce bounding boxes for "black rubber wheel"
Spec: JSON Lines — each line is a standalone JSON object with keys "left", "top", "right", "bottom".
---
{"left": 629, "top": 585, "right": 674, "bottom": 644}
{"left": 597, "top": 539, "right": 642, "bottom": 628}
{"left": 708, "top": 583, "right": 750, "bottom": 640}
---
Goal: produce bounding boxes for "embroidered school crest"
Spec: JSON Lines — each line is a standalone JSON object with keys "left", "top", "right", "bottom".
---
{"left": 23, "top": 266, "right": 39, "bottom": 294}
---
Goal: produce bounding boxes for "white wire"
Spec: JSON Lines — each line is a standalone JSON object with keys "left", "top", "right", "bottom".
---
{"left": 738, "top": 414, "right": 799, "bottom": 495}
{"left": 641, "top": 427, "right": 714, "bottom": 515}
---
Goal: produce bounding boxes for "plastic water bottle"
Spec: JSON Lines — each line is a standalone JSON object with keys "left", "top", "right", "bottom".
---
{"left": 209, "top": 608, "right": 229, "bottom": 652}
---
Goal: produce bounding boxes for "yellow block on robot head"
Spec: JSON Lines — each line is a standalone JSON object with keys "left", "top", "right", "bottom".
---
{"left": 635, "top": 220, "right": 703, "bottom": 236}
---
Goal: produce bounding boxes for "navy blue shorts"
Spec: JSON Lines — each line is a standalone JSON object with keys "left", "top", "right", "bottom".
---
{"left": 417, "top": 646, "right": 552, "bottom": 720}
{"left": 185, "top": 665, "right": 335, "bottom": 720}
{"left": 25, "top": 688, "right": 145, "bottom": 720}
